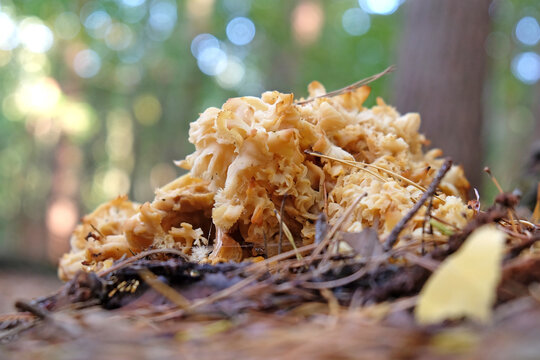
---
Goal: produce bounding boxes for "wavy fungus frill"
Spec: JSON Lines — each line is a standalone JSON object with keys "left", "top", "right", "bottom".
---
{"left": 59, "top": 83, "right": 471, "bottom": 280}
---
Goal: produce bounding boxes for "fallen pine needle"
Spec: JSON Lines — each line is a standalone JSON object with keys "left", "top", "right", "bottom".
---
{"left": 295, "top": 66, "right": 395, "bottom": 105}
{"left": 274, "top": 210, "right": 302, "bottom": 260}
{"left": 305, "top": 150, "right": 446, "bottom": 204}
{"left": 138, "top": 268, "right": 191, "bottom": 309}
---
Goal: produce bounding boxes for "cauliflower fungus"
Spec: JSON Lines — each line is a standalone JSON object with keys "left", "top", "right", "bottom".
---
{"left": 58, "top": 82, "right": 472, "bottom": 281}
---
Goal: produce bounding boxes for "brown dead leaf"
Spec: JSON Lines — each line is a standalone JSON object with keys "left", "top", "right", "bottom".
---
{"left": 341, "top": 228, "right": 382, "bottom": 259}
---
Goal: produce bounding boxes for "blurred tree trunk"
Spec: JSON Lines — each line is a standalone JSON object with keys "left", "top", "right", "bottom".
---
{"left": 393, "top": 0, "right": 491, "bottom": 190}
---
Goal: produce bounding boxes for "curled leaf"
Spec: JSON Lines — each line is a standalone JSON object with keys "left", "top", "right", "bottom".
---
{"left": 341, "top": 228, "right": 382, "bottom": 259}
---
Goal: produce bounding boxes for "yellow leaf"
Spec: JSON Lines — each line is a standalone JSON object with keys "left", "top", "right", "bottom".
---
{"left": 415, "top": 225, "right": 505, "bottom": 325}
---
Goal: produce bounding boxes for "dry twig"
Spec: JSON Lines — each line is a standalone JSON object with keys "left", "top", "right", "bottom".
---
{"left": 384, "top": 158, "right": 452, "bottom": 251}
{"left": 295, "top": 66, "right": 395, "bottom": 105}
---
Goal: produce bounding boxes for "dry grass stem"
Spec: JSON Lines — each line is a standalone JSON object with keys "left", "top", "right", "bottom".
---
{"left": 295, "top": 66, "right": 395, "bottom": 105}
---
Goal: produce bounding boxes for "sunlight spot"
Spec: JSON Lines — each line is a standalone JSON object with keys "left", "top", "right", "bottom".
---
{"left": 47, "top": 198, "right": 78, "bottom": 237}
{"left": 359, "top": 0, "right": 401, "bottom": 15}
{"left": 54, "top": 12, "right": 81, "bottom": 40}
{"left": 19, "top": 18, "right": 54, "bottom": 53}
{"left": 133, "top": 94, "right": 162, "bottom": 125}
{"left": 73, "top": 49, "right": 101, "bottom": 78}
{"left": 292, "top": 1, "right": 324, "bottom": 46}
{"left": 0, "top": 13, "right": 19, "bottom": 50}
{"left": 226, "top": 17, "right": 255, "bottom": 46}
{"left": 511, "top": 51, "right": 540, "bottom": 84}
{"left": 216, "top": 56, "right": 245, "bottom": 89}
{"left": 515, "top": 16, "right": 540, "bottom": 46}
{"left": 342, "top": 8, "right": 370, "bottom": 36}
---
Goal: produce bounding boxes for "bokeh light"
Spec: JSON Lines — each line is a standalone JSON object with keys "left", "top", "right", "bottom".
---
{"left": 15, "top": 77, "right": 61, "bottom": 116}
{"left": 147, "top": 0, "right": 177, "bottom": 41}
{"left": 19, "top": 18, "right": 54, "bottom": 53}
{"left": 292, "top": 1, "right": 324, "bottom": 46}
{"left": 102, "top": 167, "right": 131, "bottom": 197}
{"left": 46, "top": 198, "right": 78, "bottom": 238}
{"left": 191, "top": 33, "right": 219, "bottom": 57}
{"left": 54, "top": 12, "right": 81, "bottom": 40}
{"left": 515, "top": 16, "right": 540, "bottom": 46}
{"left": 105, "top": 23, "right": 134, "bottom": 51}
{"left": 133, "top": 94, "right": 162, "bottom": 125}
{"left": 226, "top": 17, "right": 256, "bottom": 46}
{"left": 57, "top": 101, "right": 96, "bottom": 138}
{"left": 121, "top": 0, "right": 146, "bottom": 7}
{"left": 197, "top": 45, "right": 227, "bottom": 75}
{"left": 342, "top": 8, "right": 371, "bottom": 36}
{"left": 106, "top": 109, "right": 134, "bottom": 162}
{"left": 187, "top": 0, "right": 215, "bottom": 21}
{"left": 511, "top": 51, "right": 540, "bottom": 84}
{"left": 73, "top": 49, "right": 102, "bottom": 78}
{"left": 0, "top": 13, "right": 19, "bottom": 50}
{"left": 18, "top": 50, "right": 50, "bottom": 73}
{"left": 216, "top": 56, "right": 245, "bottom": 89}
{"left": 359, "top": 0, "right": 401, "bottom": 15}
{"left": 83, "top": 10, "right": 112, "bottom": 39}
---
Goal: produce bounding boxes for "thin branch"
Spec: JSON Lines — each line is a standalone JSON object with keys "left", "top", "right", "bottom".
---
{"left": 278, "top": 194, "right": 287, "bottom": 255}
{"left": 485, "top": 166, "right": 519, "bottom": 234}
{"left": 402, "top": 253, "right": 439, "bottom": 272}
{"left": 302, "top": 267, "right": 368, "bottom": 289}
{"left": 305, "top": 150, "right": 387, "bottom": 182}
{"left": 295, "top": 65, "right": 396, "bottom": 105}
{"left": 384, "top": 158, "right": 452, "bottom": 251}
{"left": 138, "top": 268, "right": 191, "bottom": 309}
{"left": 274, "top": 210, "right": 302, "bottom": 260}
{"left": 98, "top": 248, "right": 189, "bottom": 277}
{"left": 14, "top": 301, "right": 51, "bottom": 320}
{"left": 305, "top": 150, "right": 445, "bottom": 203}
{"left": 90, "top": 223, "right": 104, "bottom": 238}
{"left": 243, "top": 243, "right": 318, "bottom": 274}
{"left": 421, "top": 197, "right": 434, "bottom": 255}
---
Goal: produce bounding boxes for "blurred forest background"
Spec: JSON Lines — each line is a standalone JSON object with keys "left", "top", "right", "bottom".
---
{"left": 0, "top": 0, "right": 538, "bottom": 269}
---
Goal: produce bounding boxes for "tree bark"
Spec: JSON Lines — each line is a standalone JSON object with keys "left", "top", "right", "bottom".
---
{"left": 393, "top": 0, "right": 491, "bottom": 190}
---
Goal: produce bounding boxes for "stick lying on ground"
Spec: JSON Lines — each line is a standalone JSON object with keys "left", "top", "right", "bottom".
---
{"left": 384, "top": 158, "right": 452, "bottom": 251}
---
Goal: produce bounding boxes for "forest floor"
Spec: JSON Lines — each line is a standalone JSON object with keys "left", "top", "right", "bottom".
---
{"left": 2, "top": 247, "right": 540, "bottom": 360}
{"left": 0, "top": 272, "right": 61, "bottom": 314}
{"left": 1, "top": 289, "right": 540, "bottom": 360}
